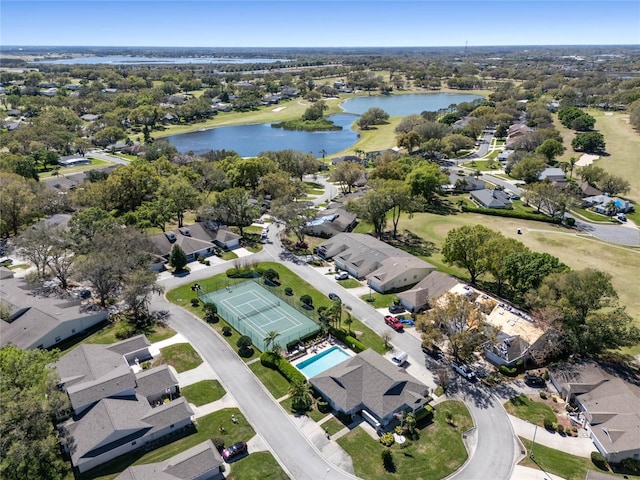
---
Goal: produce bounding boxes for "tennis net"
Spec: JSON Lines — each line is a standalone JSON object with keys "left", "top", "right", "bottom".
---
{"left": 239, "top": 301, "right": 281, "bottom": 320}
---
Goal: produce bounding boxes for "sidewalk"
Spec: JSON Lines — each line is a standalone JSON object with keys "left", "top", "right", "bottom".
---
{"left": 508, "top": 414, "right": 595, "bottom": 458}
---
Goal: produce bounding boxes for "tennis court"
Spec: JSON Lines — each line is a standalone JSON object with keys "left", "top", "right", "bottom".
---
{"left": 199, "top": 280, "right": 319, "bottom": 352}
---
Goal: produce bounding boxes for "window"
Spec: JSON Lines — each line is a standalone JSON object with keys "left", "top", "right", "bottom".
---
{"left": 131, "top": 441, "right": 137, "bottom": 446}
{"left": 71, "top": 329, "right": 76, "bottom": 334}
{"left": 55, "top": 336, "right": 61, "bottom": 342}
{"left": 170, "top": 424, "right": 175, "bottom": 428}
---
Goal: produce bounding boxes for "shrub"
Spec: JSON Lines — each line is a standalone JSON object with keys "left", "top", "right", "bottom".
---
{"left": 259, "top": 352, "right": 306, "bottom": 384}
{"left": 284, "top": 287, "right": 293, "bottom": 296}
{"left": 542, "top": 370, "right": 549, "bottom": 380}
{"left": 222, "top": 326, "right": 232, "bottom": 336}
{"left": 379, "top": 433, "right": 395, "bottom": 447}
{"left": 539, "top": 391, "right": 548, "bottom": 400}
{"left": 330, "top": 328, "right": 366, "bottom": 352}
{"left": 212, "top": 437, "right": 225, "bottom": 451}
{"left": 114, "top": 321, "right": 136, "bottom": 340}
{"left": 621, "top": 457, "right": 640, "bottom": 474}
{"left": 191, "top": 298, "right": 200, "bottom": 307}
{"left": 316, "top": 399, "right": 331, "bottom": 413}
{"left": 415, "top": 405, "right": 434, "bottom": 423}
{"left": 591, "top": 451, "right": 608, "bottom": 471}
{"left": 556, "top": 424, "right": 564, "bottom": 434}
{"left": 300, "top": 294, "right": 313, "bottom": 307}
{"left": 381, "top": 449, "right": 395, "bottom": 472}
{"left": 565, "top": 217, "right": 576, "bottom": 227}
{"left": 461, "top": 205, "right": 563, "bottom": 224}
{"left": 499, "top": 365, "right": 518, "bottom": 377}
{"left": 543, "top": 418, "right": 554, "bottom": 431}
{"left": 263, "top": 268, "right": 279, "bottom": 282}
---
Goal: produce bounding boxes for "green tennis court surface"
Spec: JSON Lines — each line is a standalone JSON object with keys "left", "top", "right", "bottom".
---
{"left": 199, "top": 280, "right": 319, "bottom": 351}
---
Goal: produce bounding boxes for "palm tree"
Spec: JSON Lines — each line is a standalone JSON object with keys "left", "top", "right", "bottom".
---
{"left": 327, "top": 299, "right": 343, "bottom": 329}
{"left": 344, "top": 312, "right": 353, "bottom": 334}
{"left": 569, "top": 157, "right": 576, "bottom": 181}
{"left": 289, "top": 380, "right": 312, "bottom": 413}
{"left": 319, "top": 149, "right": 327, "bottom": 159}
{"left": 403, "top": 411, "right": 417, "bottom": 434}
{"left": 263, "top": 330, "right": 280, "bottom": 352}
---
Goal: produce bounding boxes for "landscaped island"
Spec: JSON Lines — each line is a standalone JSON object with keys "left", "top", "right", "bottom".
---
{"left": 272, "top": 99, "right": 341, "bottom": 131}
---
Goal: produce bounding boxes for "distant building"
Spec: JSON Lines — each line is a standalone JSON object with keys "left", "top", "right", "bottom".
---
{"left": 304, "top": 207, "right": 357, "bottom": 238}
{"left": 470, "top": 188, "right": 513, "bottom": 209}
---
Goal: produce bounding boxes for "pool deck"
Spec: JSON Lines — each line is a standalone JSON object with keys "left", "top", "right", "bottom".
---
{"left": 289, "top": 336, "right": 354, "bottom": 368}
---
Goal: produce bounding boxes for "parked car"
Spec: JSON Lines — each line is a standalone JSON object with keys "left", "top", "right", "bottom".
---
{"left": 390, "top": 350, "right": 408, "bottom": 366}
{"left": 422, "top": 345, "right": 444, "bottom": 361}
{"left": 524, "top": 373, "right": 546, "bottom": 388}
{"left": 384, "top": 315, "right": 404, "bottom": 331}
{"left": 389, "top": 304, "right": 405, "bottom": 314}
{"left": 222, "top": 441, "right": 248, "bottom": 461}
{"left": 452, "top": 362, "right": 476, "bottom": 381}
{"left": 328, "top": 292, "right": 341, "bottom": 302}
{"left": 334, "top": 272, "right": 349, "bottom": 281}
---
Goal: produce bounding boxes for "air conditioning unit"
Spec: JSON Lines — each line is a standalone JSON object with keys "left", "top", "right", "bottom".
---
{"left": 165, "top": 232, "right": 177, "bottom": 242}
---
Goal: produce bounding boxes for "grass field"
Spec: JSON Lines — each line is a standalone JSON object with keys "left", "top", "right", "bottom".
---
{"left": 504, "top": 395, "right": 557, "bottom": 427}
{"left": 387, "top": 211, "right": 640, "bottom": 329}
{"left": 39, "top": 158, "right": 110, "bottom": 179}
{"left": 159, "top": 343, "right": 203, "bottom": 373}
{"left": 226, "top": 451, "right": 290, "bottom": 480}
{"left": 180, "top": 380, "right": 226, "bottom": 406}
{"left": 337, "top": 400, "right": 472, "bottom": 480}
{"left": 248, "top": 361, "right": 291, "bottom": 399}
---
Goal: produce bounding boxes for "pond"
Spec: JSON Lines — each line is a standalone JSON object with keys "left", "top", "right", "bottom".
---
{"left": 341, "top": 92, "right": 484, "bottom": 116}
{"left": 165, "top": 113, "right": 360, "bottom": 157}
{"left": 166, "top": 92, "right": 483, "bottom": 156}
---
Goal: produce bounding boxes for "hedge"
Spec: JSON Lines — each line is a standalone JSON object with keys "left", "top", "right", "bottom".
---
{"left": 415, "top": 404, "right": 434, "bottom": 423}
{"left": 330, "top": 328, "right": 366, "bottom": 353}
{"left": 499, "top": 364, "right": 519, "bottom": 377}
{"left": 461, "top": 205, "right": 563, "bottom": 224}
{"left": 260, "top": 352, "right": 306, "bottom": 384}
{"left": 591, "top": 451, "right": 608, "bottom": 470}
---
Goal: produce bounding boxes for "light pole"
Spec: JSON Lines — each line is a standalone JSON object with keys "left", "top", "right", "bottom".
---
{"left": 530, "top": 424, "right": 538, "bottom": 460}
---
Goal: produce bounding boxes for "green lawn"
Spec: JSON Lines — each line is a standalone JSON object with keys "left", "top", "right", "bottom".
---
{"left": 59, "top": 322, "right": 176, "bottom": 352}
{"left": 39, "top": 158, "right": 110, "bottom": 179}
{"left": 336, "top": 278, "right": 361, "bottom": 288}
{"left": 337, "top": 401, "right": 472, "bottom": 480}
{"left": 322, "top": 417, "right": 346, "bottom": 436}
{"left": 77, "top": 408, "right": 253, "bottom": 480}
{"left": 180, "top": 380, "right": 226, "bottom": 406}
{"left": 227, "top": 451, "right": 290, "bottom": 480}
{"left": 248, "top": 361, "right": 291, "bottom": 399}
{"left": 358, "top": 291, "right": 398, "bottom": 309}
{"left": 504, "top": 395, "right": 557, "bottom": 427}
{"left": 221, "top": 251, "right": 239, "bottom": 260}
{"left": 517, "top": 437, "right": 632, "bottom": 480}
{"left": 279, "top": 396, "right": 328, "bottom": 422}
{"left": 160, "top": 343, "right": 203, "bottom": 373}
{"left": 461, "top": 160, "right": 500, "bottom": 170}
{"left": 571, "top": 207, "right": 618, "bottom": 223}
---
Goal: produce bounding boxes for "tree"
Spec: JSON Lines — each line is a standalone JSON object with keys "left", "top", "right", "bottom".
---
{"left": 158, "top": 175, "right": 201, "bottom": 228}
{"left": 271, "top": 201, "right": 316, "bottom": 243}
{"left": 442, "top": 225, "right": 496, "bottom": 283}
{"left": 510, "top": 156, "right": 547, "bottom": 184}
{"left": 330, "top": 161, "right": 365, "bottom": 194}
{"left": 169, "top": 244, "right": 188, "bottom": 272}
{"left": 503, "top": 251, "right": 568, "bottom": 300}
{"left": 211, "top": 187, "right": 260, "bottom": 236}
{"left": 301, "top": 100, "right": 328, "bottom": 121}
{"left": 396, "top": 131, "right": 421, "bottom": 153}
{"left": 68, "top": 207, "right": 118, "bottom": 253}
{"left": 598, "top": 173, "right": 631, "bottom": 196}
{"left": 17, "top": 223, "right": 55, "bottom": 278}
{"left": 263, "top": 330, "right": 280, "bottom": 352}
{"left": 346, "top": 189, "right": 392, "bottom": 238}
{"left": 416, "top": 292, "right": 484, "bottom": 361}
{"left": 382, "top": 180, "right": 416, "bottom": 238}
{"left": 535, "top": 139, "right": 565, "bottom": 162}
{"left": 0, "top": 346, "right": 70, "bottom": 480}
{"left": 629, "top": 99, "right": 640, "bottom": 130}
{"left": 579, "top": 164, "right": 606, "bottom": 186}
{"left": 203, "top": 302, "right": 218, "bottom": 323}
{"left": 135, "top": 198, "right": 177, "bottom": 232}
{"left": 236, "top": 335, "right": 253, "bottom": 357}
{"left": 121, "top": 268, "right": 163, "bottom": 325}
{"left": 47, "top": 230, "right": 75, "bottom": 289}
{"left": 571, "top": 132, "right": 605, "bottom": 153}
{"left": 289, "top": 380, "right": 312, "bottom": 413}
{"left": 443, "top": 134, "right": 474, "bottom": 156}
{"left": 0, "top": 172, "right": 37, "bottom": 236}
{"left": 358, "top": 107, "right": 389, "bottom": 129}
{"left": 406, "top": 162, "right": 448, "bottom": 201}
{"left": 419, "top": 138, "right": 447, "bottom": 160}
{"left": 481, "top": 235, "right": 528, "bottom": 296}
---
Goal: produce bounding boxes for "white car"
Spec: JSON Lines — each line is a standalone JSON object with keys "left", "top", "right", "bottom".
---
{"left": 452, "top": 362, "right": 477, "bottom": 381}
{"left": 390, "top": 350, "right": 408, "bottom": 366}
{"left": 334, "top": 272, "right": 349, "bottom": 281}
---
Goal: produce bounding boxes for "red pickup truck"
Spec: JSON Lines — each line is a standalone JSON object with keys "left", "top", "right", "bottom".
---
{"left": 384, "top": 315, "right": 404, "bottom": 331}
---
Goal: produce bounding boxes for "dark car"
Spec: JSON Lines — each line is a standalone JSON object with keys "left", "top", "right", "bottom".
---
{"left": 222, "top": 441, "right": 247, "bottom": 461}
{"left": 389, "top": 304, "right": 406, "bottom": 314}
{"left": 524, "top": 373, "right": 546, "bottom": 388}
{"left": 328, "top": 292, "right": 341, "bottom": 302}
{"left": 422, "top": 345, "right": 444, "bottom": 361}
{"left": 384, "top": 315, "right": 404, "bottom": 331}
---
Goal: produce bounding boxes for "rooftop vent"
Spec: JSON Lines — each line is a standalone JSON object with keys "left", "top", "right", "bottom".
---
{"left": 165, "top": 232, "right": 177, "bottom": 243}
{"left": 179, "top": 228, "right": 191, "bottom": 236}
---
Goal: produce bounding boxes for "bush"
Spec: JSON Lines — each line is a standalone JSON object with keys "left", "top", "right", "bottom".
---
{"left": 621, "top": 457, "right": 640, "bottom": 474}
{"left": 222, "top": 326, "right": 232, "bottom": 336}
{"left": 539, "top": 391, "right": 548, "bottom": 400}
{"left": 284, "top": 287, "right": 293, "bottom": 296}
{"left": 316, "top": 399, "right": 331, "bottom": 413}
{"left": 565, "top": 217, "right": 576, "bottom": 227}
{"left": 330, "top": 328, "right": 366, "bottom": 353}
{"left": 379, "top": 432, "right": 395, "bottom": 447}
{"left": 381, "top": 449, "right": 395, "bottom": 472}
{"left": 259, "top": 352, "right": 306, "bottom": 384}
{"left": 556, "top": 424, "right": 564, "bottom": 434}
{"left": 114, "top": 321, "right": 137, "bottom": 340}
{"left": 212, "top": 437, "right": 225, "bottom": 451}
{"left": 461, "top": 205, "right": 563, "bottom": 224}
{"left": 544, "top": 418, "right": 554, "bottom": 431}
{"left": 300, "top": 294, "right": 313, "bottom": 307}
{"left": 499, "top": 365, "right": 518, "bottom": 377}
{"left": 263, "top": 268, "right": 279, "bottom": 282}
{"left": 591, "top": 451, "right": 608, "bottom": 471}
{"left": 191, "top": 298, "right": 200, "bottom": 307}
{"left": 415, "top": 404, "right": 434, "bottom": 423}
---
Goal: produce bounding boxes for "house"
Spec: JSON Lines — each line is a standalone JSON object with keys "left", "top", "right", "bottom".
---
{"left": 0, "top": 271, "right": 108, "bottom": 350}
{"left": 115, "top": 440, "right": 224, "bottom": 480}
{"left": 506, "top": 124, "right": 532, "bottom": 146}
{"left": 538, "top": 167, "right": 566, "bottom": 183}
{"left": 578, "top": 182, "right": 603, "bottom": 197}
{"left": 315, "top": 233, "right": 435, "bottom": 293}
{"left": 59, "top": 156, "right": 91, "bottom": 167}
{"left": 497, "top": 150, "right": 514, "bottom": 162}
{"left": 582, "top": 194, "right": 632, "bottom": 215}
{"left": 56, "top": 336, "right": 193, "bottom": 473}
{"left": 549, "top": 361, "right": 640, "bottom": 463}
{"left": 39, "top": 87, "right": 58, "bottom": 97}
{"left": 396, "top": 272, "right": 460, "bottom": 313}
{"left": 304, "top": 207, "right": 358, "bottom": 238}
{"left": 310, "top": 349, "right": 429, "bottom": 430}
{"left": 149, "top": 222, "right": 240, "bottom": 264}
{"left": 445, "top": 173, "right": 485, "bottom": 192}
{"left": 330, "top": 155, "right": 367, "bottom": 166}
{"left": 470, "top": 188, "right": 513, "bottom": 209}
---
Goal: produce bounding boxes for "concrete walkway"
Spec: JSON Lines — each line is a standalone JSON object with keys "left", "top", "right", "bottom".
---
{"left": 175, "top": 361, "right": 219, "bottom": 388}
{"left": 511, "top": 465, "right": 564, "bottom": 480}
{"left": 190, "top": 393, "right": 238, "bottom": 419}
{"left": 508, "top": 415, "right": 595, "bottom": 458}
{"left": 149, "top": 333, "right": 187, "bottom": 356}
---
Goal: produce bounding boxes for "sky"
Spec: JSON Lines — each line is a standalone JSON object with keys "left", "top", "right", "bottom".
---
{"left": 1, "top": 0, "right": 639, "bottom": 48}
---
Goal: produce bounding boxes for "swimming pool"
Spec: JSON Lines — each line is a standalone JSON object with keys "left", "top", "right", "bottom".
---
{"left": 295, "top": 346, "right": 352, "bottom": 378}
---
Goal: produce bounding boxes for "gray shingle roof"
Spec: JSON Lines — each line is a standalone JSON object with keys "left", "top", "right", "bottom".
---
{"left": 310, "top": 349, "right": 428, "bottom": 422}
{"left": 397, "top": 272, "right": 460, "bottom": 310}
{"left": 56, "top": 344, "right": 126, "bottom": 387}
{"left": 135, "top": 365, "right": 178, "bottom": 400}
{"left": 107, "top": 335, "right": 151, "bottom": 355}
{"left": 67, "top": 367, "right": 136, "bottom": 412}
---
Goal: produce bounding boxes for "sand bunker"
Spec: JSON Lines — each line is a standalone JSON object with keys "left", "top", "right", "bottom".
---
{"left": 576, "top": 154, "right": 599, "bottom": 167}
{"left": 272, "top": 106, "right": 286, "bottom": 112}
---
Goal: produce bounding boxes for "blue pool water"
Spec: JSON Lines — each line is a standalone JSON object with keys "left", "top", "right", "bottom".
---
{"left": 296, "top": 346, "right": 352, "bottom": 378}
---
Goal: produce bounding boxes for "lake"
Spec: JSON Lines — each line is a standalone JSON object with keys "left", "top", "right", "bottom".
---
{"left": 341, "top": 92, "right": 484, "bottom": 116}
{"left": 165, "top": 113, "right": 360, "bottom": 157}
{"left": 166, "top": 92, "right": 482, "bottom": 156}
{"left": 32, "top": 56, "right": 290, "bottom": 65}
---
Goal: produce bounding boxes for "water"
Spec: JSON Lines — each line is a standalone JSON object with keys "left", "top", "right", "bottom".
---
{"left": 165, "top": 113, "right": 359, "bottom": 157}
{"left": 165, "top": 92, "right": 483, "bottom": 156}
{"left": 295, "top": 346, "right": 352, "bottom": 378}
{"left": 32, "top": 56, "right": 290, "bottom": 65}
{"left": 341, "top": 92, "right": 483, "bottom": 116}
